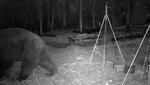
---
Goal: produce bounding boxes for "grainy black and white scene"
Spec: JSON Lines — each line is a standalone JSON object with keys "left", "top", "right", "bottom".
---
{"left": 0, "top": 0, "right": 150, "bottom": 85}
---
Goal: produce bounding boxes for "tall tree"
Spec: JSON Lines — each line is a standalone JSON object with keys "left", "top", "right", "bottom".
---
{"left": 79, "top": 0, "right": 83, "bottom": 33}
{"left": 50, "top": 2, "right": 55, "bottom": 31}
{"left": 62, "top": 0, "right": 67, "bottom": 28}
{"left": 92, "top": 0, "right": 95, "bottom": 29}
{"left": 39, "top": 3, "right": 42, "bottom": 35}
{"left": 35, "top": 0, "right": 43, "bottom": 35}
{"left": 46, "top": 0, "right": 51, "bottom": 32}
{"left": 126, "top": 0, "right": 134, "bottom": 32}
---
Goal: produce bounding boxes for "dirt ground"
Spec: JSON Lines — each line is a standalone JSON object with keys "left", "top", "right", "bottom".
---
{"left": 0, "top": 29, "right": 149, "bottom": 85}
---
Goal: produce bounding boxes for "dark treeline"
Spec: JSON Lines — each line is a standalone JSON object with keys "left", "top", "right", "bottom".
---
{"left": 0, "top": 0, "right": 57, "bottom": 34}
{"left": 0, "top": 0, "right": 150, "bottom": 34}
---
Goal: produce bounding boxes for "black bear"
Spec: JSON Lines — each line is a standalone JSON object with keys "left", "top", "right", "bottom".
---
{"left": 0, "top": 28, "right": 57, "bottom": 81}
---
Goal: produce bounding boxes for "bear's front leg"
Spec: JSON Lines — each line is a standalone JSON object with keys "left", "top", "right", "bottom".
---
{"left": 18, "top": 59, "right": 37, "bottom": 81}
{"left": 39, "top": 47, "right": 58, "bottom": 76}
{"left": 39, "top": 59, "right": 57, "bottom": 76}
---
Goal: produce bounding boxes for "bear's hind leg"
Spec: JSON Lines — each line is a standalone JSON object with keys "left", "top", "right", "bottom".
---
{"left": 0, "top": 61, "right": 13, "bottom": 80}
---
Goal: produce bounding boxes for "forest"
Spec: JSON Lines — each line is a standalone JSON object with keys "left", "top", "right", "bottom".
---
{"left": 0, "top": 0, "right": 150, "bottom": 35}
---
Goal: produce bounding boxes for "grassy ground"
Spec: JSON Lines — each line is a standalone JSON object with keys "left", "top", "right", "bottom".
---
{"left": 0, "top": 29, "right": 149, "bottom": 85}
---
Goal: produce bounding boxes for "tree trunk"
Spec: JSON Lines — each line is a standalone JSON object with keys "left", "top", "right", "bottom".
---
{"left": 111, "top": 0, "right": 118, "bottom": 27}
{"left": 79, "top": 0, "right": 83, "bottom": 33}
{"left": 46, "top": 0, "right": 51, "bottom": 32}
{"left": 39, "top": 3, "right": 43, "bottom": 36}
{"left": 126, "top": 4, "right": 131, "bottom": 32}
{"left": 62, "top": 0, "right": 67, "bottom": 28}
{"left": 51, "top": 5, "right": 55, "bottom": 31}
{"left": 126, "top": 0, "right": 133, "bottom": 33}
{"left": 92, "top": 0, "right": 95, "bottom": 29}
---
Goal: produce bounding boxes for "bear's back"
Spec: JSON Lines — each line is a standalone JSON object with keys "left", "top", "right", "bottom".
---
{"left": 0, "top": 28, "right": 46, "bottom": 60}
{"left": 0, "top": 28, "right": 40, "bottom": 40}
